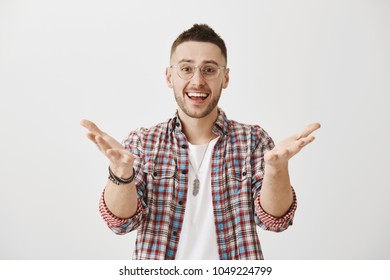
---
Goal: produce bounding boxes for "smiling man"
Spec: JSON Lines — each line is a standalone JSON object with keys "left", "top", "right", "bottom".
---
{"left": 81, "top": 24, "right": 320, "bottom": 260}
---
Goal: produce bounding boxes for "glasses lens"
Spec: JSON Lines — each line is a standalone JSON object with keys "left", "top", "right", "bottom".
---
{"left": 177, "top": 63, "right": 194, "bottom": 80}
{"left": 175, "top": 63, "right": 221, "bottom": 80}
{"left": 201, "top": 64, "right": 219, "bottom": 80}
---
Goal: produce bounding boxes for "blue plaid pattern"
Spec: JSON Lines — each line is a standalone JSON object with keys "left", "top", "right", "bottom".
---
{"left": 99, "top": 108, "right": 297, "bottom": 259}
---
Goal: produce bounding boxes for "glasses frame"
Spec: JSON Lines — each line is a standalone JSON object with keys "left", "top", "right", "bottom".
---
{"left": 170, "top": 64, "right": 227, "bottom": 81}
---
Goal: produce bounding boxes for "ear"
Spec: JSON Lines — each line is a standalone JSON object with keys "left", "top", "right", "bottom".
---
{"left": 166, "top": 67, "right": 173, "bottom": 88}
{"left": 222, "top": 68, "right": 230, "bottom": 89}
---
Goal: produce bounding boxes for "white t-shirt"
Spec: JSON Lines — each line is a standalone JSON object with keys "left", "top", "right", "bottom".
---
{"left": 175, "top": 137, "right": 220, "bottom": 260}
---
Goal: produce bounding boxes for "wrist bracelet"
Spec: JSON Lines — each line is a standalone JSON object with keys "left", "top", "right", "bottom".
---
{"left": 108, "top": 166, "right": 136, "bottom": 185}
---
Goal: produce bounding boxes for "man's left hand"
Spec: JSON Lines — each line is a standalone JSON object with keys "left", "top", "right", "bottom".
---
{"left": 265, "top": 123, "right": 321, "bottom": 170}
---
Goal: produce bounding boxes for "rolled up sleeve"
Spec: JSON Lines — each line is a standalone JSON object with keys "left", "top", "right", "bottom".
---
{"left": 255, "top": 187, "right": 297, "bottom": 232}
{"left": 99, "top": 190, "right": 145, "bottom": 235}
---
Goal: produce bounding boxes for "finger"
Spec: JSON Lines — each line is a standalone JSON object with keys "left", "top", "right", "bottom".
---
{"left": 95, "top": 135, "right": 112, "bottom": 152}
{"left": 86, "top": 132, "right": 97, "bottom": 144}
{"left": 296, "top": 122, "right": 321, "bottom": 140}
{"left": 296, "top": 135, "right": 315, "bottom": 148}
{"left": 80, "top": 119, "right": 104, "bottom": 135}
{"left": 296, "top": 138, "right": 305, "bottom": 148}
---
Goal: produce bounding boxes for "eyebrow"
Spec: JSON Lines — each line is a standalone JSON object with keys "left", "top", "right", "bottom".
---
{"left": 177, "top": 59, "right": 220, "bottom": 66}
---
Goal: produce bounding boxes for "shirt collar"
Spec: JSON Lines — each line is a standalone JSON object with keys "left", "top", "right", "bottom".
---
{"left": 169, "top": 107, "right": 230, "bottom": 137}
{"left": 212, "top": 107, "right": 230, "bottom": 136}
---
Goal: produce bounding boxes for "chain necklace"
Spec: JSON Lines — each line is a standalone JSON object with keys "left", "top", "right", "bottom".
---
{"left": 188, "top": 138, "right": 213, "bottom": 196}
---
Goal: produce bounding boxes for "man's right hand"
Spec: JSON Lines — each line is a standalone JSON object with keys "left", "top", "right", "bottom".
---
{"left": 80, "top": 120, "right": 134, "bottom": 178}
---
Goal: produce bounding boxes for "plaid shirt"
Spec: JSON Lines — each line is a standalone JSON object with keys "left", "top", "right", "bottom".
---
{"left": 99, "top": 108, "right": 297, "bottom": 260}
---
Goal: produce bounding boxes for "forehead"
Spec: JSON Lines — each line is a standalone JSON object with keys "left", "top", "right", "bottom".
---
{"left": 171, "top": 41, "right": 225, "bottom": 65}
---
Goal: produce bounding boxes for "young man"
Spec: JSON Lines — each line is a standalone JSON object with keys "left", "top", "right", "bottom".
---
{"left": 81, "top": 24, "right": 320, "bottom": 260}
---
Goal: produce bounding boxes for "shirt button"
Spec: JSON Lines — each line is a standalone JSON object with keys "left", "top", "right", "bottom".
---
{"left": 172, "top": 231, "right": 177, "bottom": 236}
{"left": 181, "top": 144, "right": 187, "bottom": 149}
{"left": 175, "top": 122, "right": 180, "bottom": 127}
{"left": 242, "top": 171, "right": 247, "bottom": 176}
{"left": 178, "top": 200, "right": 183, "bottom": 205}
{"left": 181, "top": 170, "right": 187, "bottom": 175}
{"left": 153, "top": 171, "right": 158, "bottom": 176}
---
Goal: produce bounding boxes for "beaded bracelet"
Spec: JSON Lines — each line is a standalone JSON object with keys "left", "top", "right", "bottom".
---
{"left": 108, "top": 166, "right": 136, "bottom": 185}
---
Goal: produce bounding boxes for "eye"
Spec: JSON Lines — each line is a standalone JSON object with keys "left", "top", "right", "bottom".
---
{"left": 202, "top": 65, "right": 217, "bottom": 74}
{"left": 180, "top": 65, "right": 193, "bottom": 73}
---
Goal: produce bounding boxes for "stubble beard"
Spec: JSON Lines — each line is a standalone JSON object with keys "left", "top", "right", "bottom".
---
{"left": 173, "top": 87, "right": 222, "bottom": 119}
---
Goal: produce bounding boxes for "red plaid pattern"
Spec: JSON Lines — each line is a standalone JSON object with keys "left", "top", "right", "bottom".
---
{"left": 99, "top": 108, "right": 297, "bottom": 259}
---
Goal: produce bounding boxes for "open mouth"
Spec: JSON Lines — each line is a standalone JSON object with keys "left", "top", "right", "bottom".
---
{"left": 186, "top": 92, "right": 209, "bottom": 101}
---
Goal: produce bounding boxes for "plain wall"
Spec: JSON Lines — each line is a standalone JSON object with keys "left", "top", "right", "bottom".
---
{"left": 1, "top": 0, "right": 389, "bottom": 259}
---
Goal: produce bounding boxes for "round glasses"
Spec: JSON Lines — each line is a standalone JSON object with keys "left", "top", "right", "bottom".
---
{"left": 170, "top": 63, "right": 226, "bottom": 81}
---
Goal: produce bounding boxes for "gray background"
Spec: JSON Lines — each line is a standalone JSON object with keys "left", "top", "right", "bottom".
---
{"left": 1, "top": 0, "right": 389, "bottom": 259}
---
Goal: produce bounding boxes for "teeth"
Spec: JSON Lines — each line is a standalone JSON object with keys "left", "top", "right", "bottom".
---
{"left": 187, "top": 92, "right": 208, "bottom": 98}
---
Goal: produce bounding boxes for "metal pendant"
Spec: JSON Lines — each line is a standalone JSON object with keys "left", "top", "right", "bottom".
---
{"left": 193, "top": 178, "right": 200, "bottom": 196}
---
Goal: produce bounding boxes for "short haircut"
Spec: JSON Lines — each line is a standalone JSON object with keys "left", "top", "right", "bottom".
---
{"left": 170, "top": 24, "right": 227, "bottom": 63}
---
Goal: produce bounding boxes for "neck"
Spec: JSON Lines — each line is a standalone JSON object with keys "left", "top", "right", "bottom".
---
{"left": 178, "top": 108, "right": 218, "bottom": 144}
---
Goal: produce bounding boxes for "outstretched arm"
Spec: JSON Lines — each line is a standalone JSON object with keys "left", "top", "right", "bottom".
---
{"left": 260, "top": 123, "right": 321, "bottom": 217}
{"left": 80, "top": 120, "right": 138, "bottom": 218}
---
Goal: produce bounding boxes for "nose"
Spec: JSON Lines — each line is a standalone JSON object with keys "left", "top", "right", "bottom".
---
{"left": 190, "top": 67, "right": 206, "bottom": 85}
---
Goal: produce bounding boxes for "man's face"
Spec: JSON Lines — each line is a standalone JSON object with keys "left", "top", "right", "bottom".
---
{"left": 166, "top": 41, "right": 229, "bottom": 119}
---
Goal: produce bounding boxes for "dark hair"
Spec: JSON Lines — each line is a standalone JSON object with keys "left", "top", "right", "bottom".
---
{"left": 170, "top": 24, "right": 227, "bottom": 63}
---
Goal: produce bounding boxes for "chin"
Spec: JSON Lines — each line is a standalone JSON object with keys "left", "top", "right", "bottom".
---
{"left": 184, "top": 106, "right": 217, "bottom": 119}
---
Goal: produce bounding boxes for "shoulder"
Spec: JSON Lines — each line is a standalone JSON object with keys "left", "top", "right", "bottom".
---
{"left": 135, "top": 120, "right": 170, "bottom": 137}
{"left": 122, "top": 119, "right": 172, "bottom": 148}
{"left": 225, "top": 119, "right": 274, "bottom": 152}
{"left": 228, "top": 119, "right": 272, "bottom": 141}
